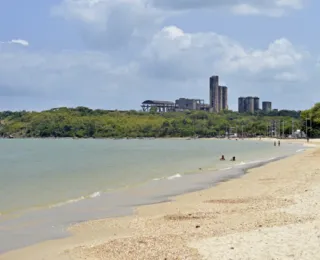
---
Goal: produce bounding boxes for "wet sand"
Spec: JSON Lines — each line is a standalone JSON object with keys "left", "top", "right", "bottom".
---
{"left": 1, "top": 140, "right": 319, "bottom": 259}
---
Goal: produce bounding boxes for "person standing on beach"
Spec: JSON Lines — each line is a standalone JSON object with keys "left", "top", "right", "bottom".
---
{"left": 274, "top": 141, "right": 276, "bottom": 146}
{"left": 278, "top": 140, "right": 280, "bottom": 146}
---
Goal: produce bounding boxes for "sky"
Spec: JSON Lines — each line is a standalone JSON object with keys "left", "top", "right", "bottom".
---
{"left": 0, "top": 0, "right": 319, "bottom": 111}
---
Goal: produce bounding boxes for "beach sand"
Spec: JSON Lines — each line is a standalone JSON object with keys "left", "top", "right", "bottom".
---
{"left": 1, "top": 140, "right": 320, "bottom": 260}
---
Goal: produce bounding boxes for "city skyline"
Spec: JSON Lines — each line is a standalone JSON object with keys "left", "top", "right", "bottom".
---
{"left": 0, "top": 1, "right": 319, "bottom": 111}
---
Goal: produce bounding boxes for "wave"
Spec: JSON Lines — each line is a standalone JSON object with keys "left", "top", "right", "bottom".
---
{"left": 167, "top": 173, "right": 182, "bottom": 180}
{"left": 296, "top": 149, "right": 305, "bottom": 153}
{"left": 220, "top": 167, "right": 232, "bottom": 171}
{"left": 238, "top": 161, "right": 247, "bottom": 165}
{"left": 49, "top": 191, "right": 101, "bottom": 209}
{"left": 89, "top": 191, "right": 101, "bottom": 198}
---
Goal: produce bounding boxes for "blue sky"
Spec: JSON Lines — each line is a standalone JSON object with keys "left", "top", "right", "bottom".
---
{"left": 0, "top": 0, "right": 318, "bottom": 111}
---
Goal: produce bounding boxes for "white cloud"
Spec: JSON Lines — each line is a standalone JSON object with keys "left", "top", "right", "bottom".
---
{"left": 52, "top": 0, "right": 164, "bottom": 50}
{"left": 0, "top": 39, "right": 29, "bottom": 47}
{"left": 141, "top": 26, "right": 307, "bottom": 82}
{"left": 0, "top": 24, "right": 310, "bottom": 110}
{"left": 51, "top": 0, "right": 305, "bottom": 50}
{"left": 0, "top": 49, "right": 138, "bottom": 100}
{"left": 149, "top": 0, "right": 304, "bottom": 16}
{"left": 10, "top": 39, "right": 29, "bottom": 46}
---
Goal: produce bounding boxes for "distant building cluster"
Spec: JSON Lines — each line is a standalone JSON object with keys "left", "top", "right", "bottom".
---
{"left": 238, "top": 96, "right": 273, "bottom": 113}
{"left": 141, "top": 75, "right": 228, "bottom": 113}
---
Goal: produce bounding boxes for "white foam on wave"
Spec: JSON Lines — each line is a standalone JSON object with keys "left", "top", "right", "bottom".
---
{"left": 296, "top": 149, "right": 305, "bottom": 153}
{"left": 167, "top": 174, "right": 182, "bottom": 180}
{"left": 89, "top": 191, "right": 101, "bottom": 198}
{"left": 49, "top": 191, "right": 102, "bottom": 209}
{"left": 220, "top": 167, "right": 232, "bottom": 171}
{"left": 153, "top": 173, "right": 183, "bottom": 181}
{"left": 49, "top": 196, "right": 85, "bottom": 208}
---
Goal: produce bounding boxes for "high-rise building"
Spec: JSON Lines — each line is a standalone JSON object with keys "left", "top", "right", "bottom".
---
{"left": 245, "top": 97, "right": 255, "bottom": 113}
{"left": 262, "top": 101, "right": 272, "bottom": 113}
{"left": 239, "top": 96, "right": 260, "bottom": 113}
{"left": 221, "top": 86, "right": 228, "bottom": 110}
{"left": 238, "top": 97, "right": 245, "bottom": 113}
{"left": 254, "top": 97, "right": 260, "bottom": 111}
{"left": 218, "top": 86, "right": 222, "bottom": 111}
{"left": 209, "top": 76, "right": 228, "bottom": 113}
{"left": 209, "top": 76, "right": 219, "bottom": 112}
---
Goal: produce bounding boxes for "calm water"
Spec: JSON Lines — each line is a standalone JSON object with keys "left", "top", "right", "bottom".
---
{"left": 0, "top": 138, "right": 299, "bottom": 216}
{"left": 0, "top": 138, "right": 305, "bottom": 253}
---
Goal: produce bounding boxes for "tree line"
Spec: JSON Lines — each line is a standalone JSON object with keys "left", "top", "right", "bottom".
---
{"left": 0, "top": 105, "right": 317, "bottom": 138}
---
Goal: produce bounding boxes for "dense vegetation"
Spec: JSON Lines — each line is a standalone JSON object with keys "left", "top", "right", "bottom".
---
{"left": 0, "top": 105, "right": 312, "bottom": 138}
{"left": 301, "top": 103, "right": 320, "bottom": 138}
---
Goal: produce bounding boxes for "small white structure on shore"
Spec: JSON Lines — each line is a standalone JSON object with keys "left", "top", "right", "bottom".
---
{"left": 291, "top": 130, "right": 306, "bottom": 138}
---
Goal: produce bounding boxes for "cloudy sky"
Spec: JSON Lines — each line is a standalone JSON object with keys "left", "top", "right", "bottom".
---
{"left": 0, "top": 0, "right": 318, "bottom": 111}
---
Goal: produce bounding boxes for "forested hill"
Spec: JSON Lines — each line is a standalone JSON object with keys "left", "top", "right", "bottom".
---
{"left": 0, "top": 105, "right": 316, "bottom": 138}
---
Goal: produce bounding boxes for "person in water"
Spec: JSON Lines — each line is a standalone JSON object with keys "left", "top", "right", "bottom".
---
{"left": 274, "top": 141, "right": 276, "bottom": 146}
{"left": 220, "top": 155, "right": 225, "bottom": 161}
{"left": 278, "top": 140, "right": 280, "bottom": 146}
{"left": 230, "top": 156, "right": 236, "bottom": 161}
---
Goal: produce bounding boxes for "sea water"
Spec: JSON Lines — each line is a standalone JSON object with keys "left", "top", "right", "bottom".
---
{"left": 0, "top": 138, "right": 304, "bottom": 253}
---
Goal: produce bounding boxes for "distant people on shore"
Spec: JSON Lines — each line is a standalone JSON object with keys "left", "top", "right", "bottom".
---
{"left": 274, "top": 141, "right": 276, "bottom": 146}
{"left": 278, "top": 140, "right": 280, "bottom": 146}
{"left": 220, "top": 155, "right": 225, "bottom": 161}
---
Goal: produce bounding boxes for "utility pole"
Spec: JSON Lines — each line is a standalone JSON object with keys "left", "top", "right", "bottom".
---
{"left": 292, "top": 118, "right": 294, "bottom": 137}
{"left": 282, "top": 121, "right": 285, "bottom": 138}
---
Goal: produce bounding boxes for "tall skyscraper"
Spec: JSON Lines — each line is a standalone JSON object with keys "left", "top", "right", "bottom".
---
{"left": 221, "top": 86, "right": 228, "bottom": 110}
{"left": 209, "top": 76, "right": 228, "bottom": 112}
{"left": 209, "top": 76, "right": 219, "bottom": 112}
{"left": 238, "top": 97, "right": 245, "bottom": 113}
{"left": 254, "top": 97, "right": 260, "bottom": 111}
{"left": 246, "top": 97, "right": 255, "bottom": 113}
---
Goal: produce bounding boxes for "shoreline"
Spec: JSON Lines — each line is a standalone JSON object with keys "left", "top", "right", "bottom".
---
{"left": 0, "top": 136, "right": 315, "bottom": 141}
{"left": 0, "top": 140, "right": 313, "bottom": 258}
{"left": 0, "top": 149, "right": 302, "bottom": 253}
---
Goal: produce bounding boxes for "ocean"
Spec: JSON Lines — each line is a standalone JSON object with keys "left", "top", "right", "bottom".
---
{"left": 0, "top": 138, "right": 304, "bottom": 253}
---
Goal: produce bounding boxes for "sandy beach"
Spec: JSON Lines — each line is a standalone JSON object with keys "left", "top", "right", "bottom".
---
{"left": 1, "top": 139, "right": 320, "bottom": 260}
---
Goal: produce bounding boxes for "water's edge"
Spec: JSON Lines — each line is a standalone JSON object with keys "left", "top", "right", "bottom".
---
{"left": 0, "top": 145, "right": 307, "bottom": 254}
